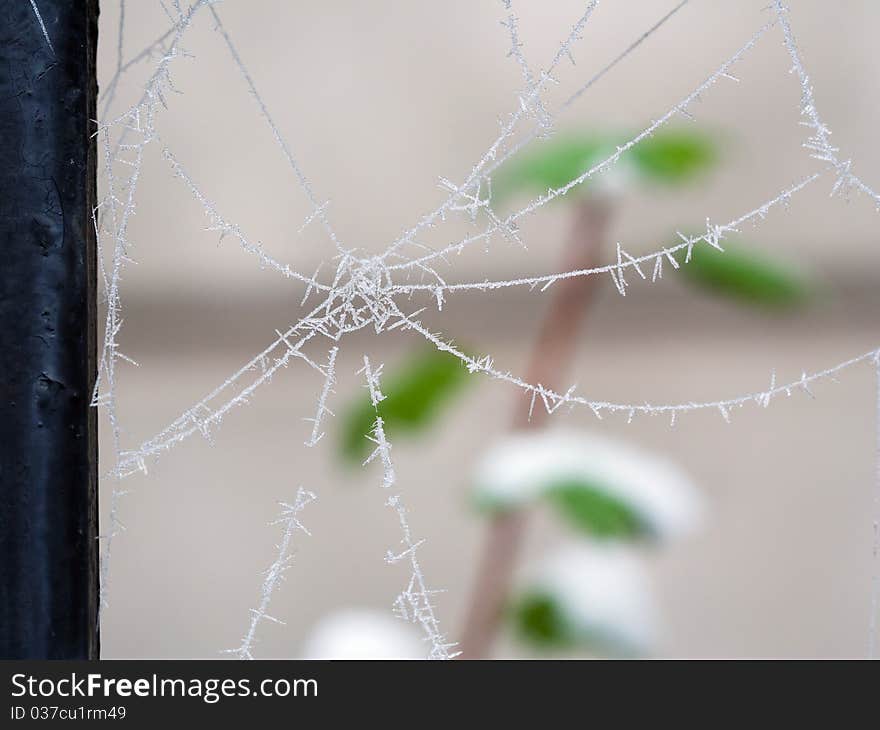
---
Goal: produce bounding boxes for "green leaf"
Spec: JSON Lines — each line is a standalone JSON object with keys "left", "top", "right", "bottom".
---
{"left": 629, "top": 129, "right": 717, "bottom": 184}
{"left": 512, "top": 592, "right": 574, "bottom": 648}
{"left": 339, "top": 348, "right": 470, "bottom": 462}
{"left": 675, "top": 238, "right": 809, "bottom": 309}
{"left": 473, "top": 477, "right": 653, "bottom": 540}
{"left": 493, "top": 134, "right": 611, "bottom": 204}
{"left": 510, "top": 591, "right": 640, "bottom": 656}
{"left": 492, "top": 128, "right": 717, "bottom": 205}
{"left": 546, "top": 480, "right": 649, "bottom": 539}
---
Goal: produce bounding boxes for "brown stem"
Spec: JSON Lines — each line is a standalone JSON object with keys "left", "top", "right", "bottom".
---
{"left": 457, "top": 198, "right": 611, "bottom": 658}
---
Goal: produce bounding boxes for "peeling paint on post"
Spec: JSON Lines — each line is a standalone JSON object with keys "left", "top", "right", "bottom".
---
{"left": 0, "top": 1, "right": 100, "bottom": 658}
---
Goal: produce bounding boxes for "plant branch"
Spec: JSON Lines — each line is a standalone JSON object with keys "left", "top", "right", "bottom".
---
{"left": 458, "top": 198, "right": 611, "bottom": 658}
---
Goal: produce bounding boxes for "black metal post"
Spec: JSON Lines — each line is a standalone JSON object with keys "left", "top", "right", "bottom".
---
{"left": 0, "top": 1, "right": 99, "bottom": 659}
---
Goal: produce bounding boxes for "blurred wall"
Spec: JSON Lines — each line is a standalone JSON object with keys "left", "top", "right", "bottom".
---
{"left": 95, "top": 1, "right": 880, "bottom": 658}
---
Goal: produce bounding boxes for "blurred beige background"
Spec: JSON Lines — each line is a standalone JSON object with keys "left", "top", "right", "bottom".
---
{"left": 96, "top": 0, "right": 880, "bottom": 658}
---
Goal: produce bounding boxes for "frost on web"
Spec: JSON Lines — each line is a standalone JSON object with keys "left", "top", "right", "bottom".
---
{"left": 88, "top": 0, "right": 880, "bottom": 654}
{"left": 360, "top": 358, "right": 458, "bottom": 660}
{"left": 27, "top": 0, "right": 54, "bottom": 54}
{"left": 224, "top": 487, "right": 316, "bottom": 661}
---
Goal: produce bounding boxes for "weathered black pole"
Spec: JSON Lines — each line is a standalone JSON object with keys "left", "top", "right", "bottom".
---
{"left": 0, "top": 1, "right": 100, "bottom": 658}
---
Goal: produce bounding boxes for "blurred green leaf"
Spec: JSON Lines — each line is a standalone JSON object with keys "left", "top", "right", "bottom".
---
{"left": 546, "top": 480, "right": 648, "bottom": 539}
{"left": 629, "top": 129, "right": 716, "bottom": 184}
{"left": 511, "top": 591, "right": 637, "bottom": 655}
{"left": 675, "top": 238, "right": 809, "bottom": 309}
{"left": 339, "top": 348, "right": 470, "bottom": 462}
{"left": 473, "top": 478, "right": 652, "bottom": 540}
{"left": 493, "top": 135, "right": 611, "bottom": 204}
{"left": 493, "top": 128, "right": 717, "bottom": 205}
{"left": 512, "top": 592, "right": 574, "bottom": 648}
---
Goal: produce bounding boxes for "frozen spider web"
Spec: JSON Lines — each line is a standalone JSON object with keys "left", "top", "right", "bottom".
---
{"left": 86, "top": 0, "right": 880, "bottom": 658}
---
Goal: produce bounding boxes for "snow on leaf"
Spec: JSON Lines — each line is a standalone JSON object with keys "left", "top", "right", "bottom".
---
{"left": 472, "top": 428, "right": 703, "bottom": 540}
{"left": 512, "top": 544, "right": 659, "bottom": 655}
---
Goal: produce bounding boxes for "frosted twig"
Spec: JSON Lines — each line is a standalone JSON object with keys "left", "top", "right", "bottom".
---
{"left": 361, "top": 357, "right": 457, "bottom": 659}
{"left": 224, "top": 488, "right": 316, "bottom": 660}
{"left": 28, "top": 0, "right": 54, "bottom": 54}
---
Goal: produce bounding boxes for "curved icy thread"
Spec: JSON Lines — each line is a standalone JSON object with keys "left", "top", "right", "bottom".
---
{"left": 162, "top": 147, "right": 330, "bottom": 289}
{"left": 773, "top": 0, "right": 880, "bottom": 208}
{"left": 388, "top": 173, "right": 821, "bottom": 297}
{"left": 389, "top": 298, "right": 880, "bottom": 424}
{"left": 361, "top": 357, "right": 457, "bottom": 659}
